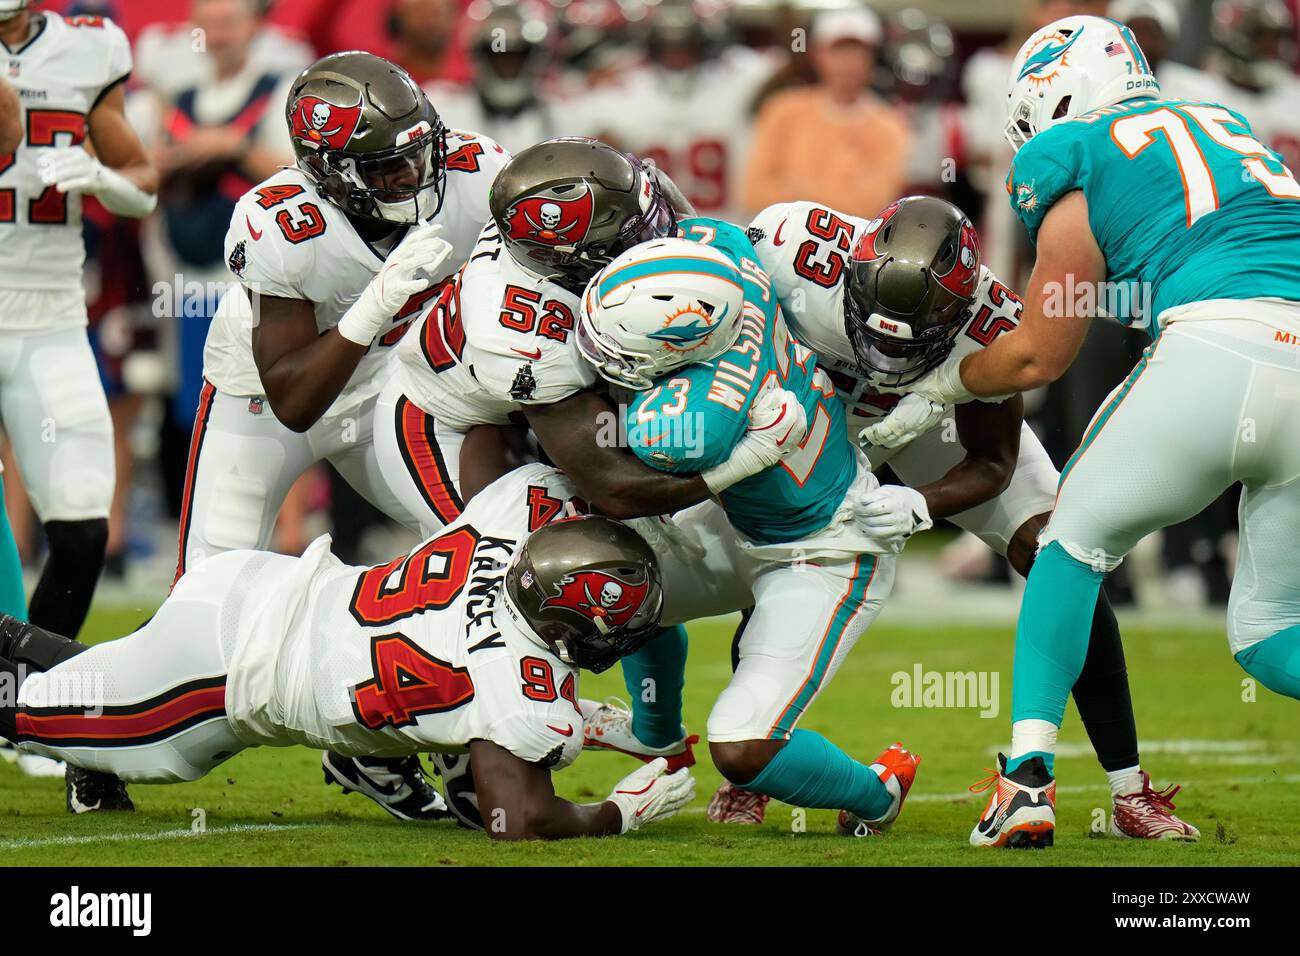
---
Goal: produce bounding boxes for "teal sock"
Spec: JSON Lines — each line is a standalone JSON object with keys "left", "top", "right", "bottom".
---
{"left": 0, "top": 476, "right": 25, "bottom": 621}
{"left": 1006, "top": 542, "right": 1102, "bottom": 775}
{"left": 740, "top": 729, "right": 893, "bottom": 820}
{"left": 623, "top": 624, "right": 687, "bottom": 749}
{"left": 1235, "top": 625, "right": 1300, "bottom": 700}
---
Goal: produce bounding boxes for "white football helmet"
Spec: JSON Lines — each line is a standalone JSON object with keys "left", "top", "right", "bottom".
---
{"left": 0, "top": 0, "right": 27, "bottom": 19}
{"left": 576, "top": 237, "right": 746, "bottom": 390}
{"left": 1005, "top": 15, "right": 1161, "bottom": 152}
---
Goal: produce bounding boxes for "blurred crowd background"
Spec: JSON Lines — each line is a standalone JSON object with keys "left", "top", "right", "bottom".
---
{"left": 13, "top": 0, "right": 1299, "bottom": 610}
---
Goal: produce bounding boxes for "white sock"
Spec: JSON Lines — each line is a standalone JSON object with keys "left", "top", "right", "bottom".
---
{"left": 1107, "top": 765, "right": 1144, "bottom": 798}
{"left": 1009, "top": 719, "right": 1058, "bottom": 764}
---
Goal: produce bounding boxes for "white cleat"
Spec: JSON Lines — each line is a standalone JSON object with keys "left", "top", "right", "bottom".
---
{"left": 16, "top": 752, "right": 66, "bottom": 778}
{"left": 580, "top": 697, "right": 697, "bottom": 772}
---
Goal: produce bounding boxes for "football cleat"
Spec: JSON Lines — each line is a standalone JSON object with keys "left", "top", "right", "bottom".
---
{"left": 17, "top": 752, "right": 66, "bottom": 778}
{"left": 580, "top": 697, "right": 698, "bottom": 772}
{"left": 706, "top": 781, "right": 769, "bottom": 825}
{"left": 3, "top": 736, "right": 66, "bottom": 776}
{"left": 430, "top": 752, "right": 484, "bottom": 831}
{"left": 1111, "top": 772, "right": 1200, "bottom": 841}
{"left": 969, "top": 753, "right": 1055, "bottom": 849}
{"left": 837, "top": 742, "right": 921, "bottom": 837}
{"left": 322, "top": 752, "right": 451, "bottom": 822}
{"left": 66, "top": 766, "right": 134, "bottom": 814}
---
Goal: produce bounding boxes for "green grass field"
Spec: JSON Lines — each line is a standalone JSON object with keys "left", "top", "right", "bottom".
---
{"left": 1, "top": 606, "right": 1296, "bottom": 867}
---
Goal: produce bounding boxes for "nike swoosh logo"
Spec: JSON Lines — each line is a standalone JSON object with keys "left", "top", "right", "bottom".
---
{"left": 773, "top": 219, "right": 787, "bottom": 246}
{"left": 642, "top": 431, "right": 669, "bottom": 445}
{"left": 546, "top": 723, "right": 574, "bottom": 737}
{"left": 512, "top": 347, "right": 542, "bottom": 360}
{"left": 614, "top": 780, "right": 656, "bottom": 797}
{"left": 246, "top": 215, "right": 263, "bottom": 241}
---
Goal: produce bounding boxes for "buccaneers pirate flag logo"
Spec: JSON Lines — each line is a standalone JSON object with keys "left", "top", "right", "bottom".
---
{"left": 540, "top": 569, "right": 651, "bottom": 633}
{"left": 504, "top": 185, "right": 595, "bottom": 247}
{"left": 290, "top": 95, "right": 363, "bottom": 151}
{"left": 934, "top": 218, "right": 981, "bottom": 299}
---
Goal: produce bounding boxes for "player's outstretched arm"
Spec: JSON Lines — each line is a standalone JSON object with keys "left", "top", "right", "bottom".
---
{"left": 526, "top": 381, "right": 806, "bottom": 518}
{"left": 525, "top": 390, "right": 715, "bottom": 519}
{"left": 469, "top": 742, "right": 693, "bottom": 840}
{"left": 957, "top": 191, "right": 1103, "bottom": 396}
{"left": 251, "top": 293, "right": 369, "bottom": 432}
{"left": 912, "top": 394, "right": 1023, "bottom": 520}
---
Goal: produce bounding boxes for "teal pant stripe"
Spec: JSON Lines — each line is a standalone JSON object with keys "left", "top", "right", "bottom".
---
{"left": 1059, "top": 341, "right": 1155, "bottom": 489}
{"left": 769, "top": 556, "right": 875, "bottom": 739}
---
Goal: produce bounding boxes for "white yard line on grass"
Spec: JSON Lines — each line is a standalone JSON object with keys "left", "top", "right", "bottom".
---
{"left": 0, "top": 821, "right": 332, "bottom": 851}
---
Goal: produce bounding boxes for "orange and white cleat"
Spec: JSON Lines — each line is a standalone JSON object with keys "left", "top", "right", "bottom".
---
{"left": 1111, "top": 772, "right": 1200, "bottom": 841}
{"left": 969, "top": 753, "right": 1055, "bottom": 849}
{"left": 707, "top": 781, "right": 770, "bottom": 824}
{"left": 580, "top": 697, "right": 698, "bottom": 773}
{"left": 837, "top": 742, "right": 922, "bottom": 837}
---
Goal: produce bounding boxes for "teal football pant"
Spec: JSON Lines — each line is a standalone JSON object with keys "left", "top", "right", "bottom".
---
{"left": 0, "top": 473, "right": 25, "bottom": 621}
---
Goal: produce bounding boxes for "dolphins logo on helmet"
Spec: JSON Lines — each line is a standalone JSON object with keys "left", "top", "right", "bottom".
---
{"left": 1017, "top": 25, "right": 1084, "bottom": 86}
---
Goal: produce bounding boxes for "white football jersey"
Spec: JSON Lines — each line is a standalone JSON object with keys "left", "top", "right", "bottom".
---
{"left": 0, "top": 12, "right": 131, "bottom": 309}
{"left": 204, "top": 130, "right": 510, "bottom": 412}
{"left": 225, "top": 463, "right": 589, "bottom": 767}
{"left": 748, "top": 201, "right": 1024, "bottom": 454}
{"left": 394, "top": 222, "right": 597, "bottom": 430}
{"left": 578, "top": 48, "right": 775, "bottom": 220}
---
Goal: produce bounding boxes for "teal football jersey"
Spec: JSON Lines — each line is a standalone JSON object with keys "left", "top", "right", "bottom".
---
{"left": 623, "top": 217, "right": 857, "bottom": 544}
{"left": 1007, "top": 97, "right": 1300, "bottom": 336}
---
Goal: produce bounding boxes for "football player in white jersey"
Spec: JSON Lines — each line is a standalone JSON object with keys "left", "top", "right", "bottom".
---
{"left": 737, "top": 195, "right": 1197, "bottom": 839}
{"left": 373, "top": 137, "right": 807, "bottom": 775}
{"left": 0, "top": 3, "right": 156, "bottom": 787}
{"left": 0, "top": 3, "right": 155, "bottom": 642}
{"left": 182, "top": 51, "right": 508, "bottom": 817}
{"left": 375, "top": 137, "right": 785, "bottom": 531}
{"left": 0, "top": 462, "right": 694, "bottom": 840}
{"left": 576, "top": 0, "right": 774, "bottom": 221}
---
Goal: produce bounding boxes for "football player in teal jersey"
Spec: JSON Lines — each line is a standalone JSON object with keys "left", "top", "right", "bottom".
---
{"left": 861, "top": 14, "right": 1300, "bottom": 848}
{"left": 576, "top": 223, "right": 924, "bottom": 835}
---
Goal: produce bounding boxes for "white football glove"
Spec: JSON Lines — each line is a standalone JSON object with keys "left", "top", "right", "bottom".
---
{"left": 37, "top": 147, "right": 156, "bottom": 218}
{"left": 702, "top": 378, "right": 808, "bottom": 494}
{"left": 606, "top": 757, "right": 696, "bottom": 833}
{"left": 853, "top": 484, "right": 933, "bottom": 549}
{"left": 336, "top": 222, "right": 454, "bottom": 345}
{"left": 857, "top": 392, "right": 948, "bottom": 451}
